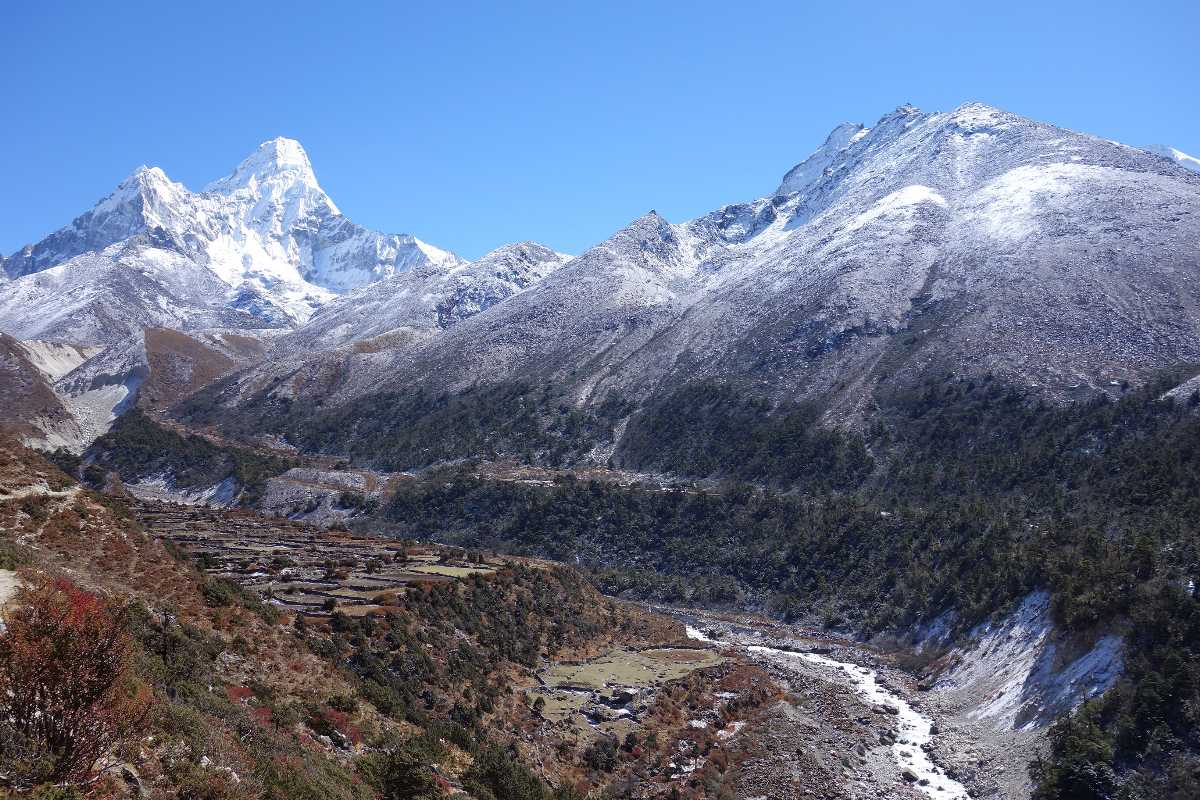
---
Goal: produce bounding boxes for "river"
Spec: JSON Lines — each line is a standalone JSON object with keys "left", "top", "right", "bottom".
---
{"left": 686, "top": 624, "right": 970, "bottom": 799}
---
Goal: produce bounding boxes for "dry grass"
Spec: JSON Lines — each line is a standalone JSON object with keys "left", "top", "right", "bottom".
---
{"left": 540, "top": 647, "right": 725, "bottom": 691}
{"left": 406, "top": 563, "right": 494, "bottom": 578}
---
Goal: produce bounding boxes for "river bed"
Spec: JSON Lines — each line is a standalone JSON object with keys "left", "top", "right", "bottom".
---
{"left": 687, "top": 625, "right": 970, "bottom": 799}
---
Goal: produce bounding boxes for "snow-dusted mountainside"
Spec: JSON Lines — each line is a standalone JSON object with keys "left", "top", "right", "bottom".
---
{"left": 279, "top": 242, "right": 571, "bottom": 351}
{"left": 0, "top": 237, "right": 277, "bottom": 344}
{"left": 0, "top": 137, "right": 463, "bottom": 328}
{"left": 0, "top": 137, "right": 474, "bottom": 448}
{"left": 216, "top": 102, "right": 1200, "bottom": 428}
{"left": 1144, "top": 144, "right": 1200, "bottom": 173}
{"left": 6, "top": 103, "right": 1200, "bottom": 454}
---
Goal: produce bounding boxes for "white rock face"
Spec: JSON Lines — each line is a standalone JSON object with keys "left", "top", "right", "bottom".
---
{"left": 0, "top": 137, "right": 463, "bottom": 331}
{"left": 934, "top": 591, "right": 1123, "bottom": 732}
{"left": 14, "top": 340, "right": 104, "bottom": 381}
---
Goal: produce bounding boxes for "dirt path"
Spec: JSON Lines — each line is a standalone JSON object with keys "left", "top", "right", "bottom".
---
{"left": 0, "top": 569, "right": 20, "bottom": 608}
{"left": 0, "top": 484, "right": 80, "bottom": 502}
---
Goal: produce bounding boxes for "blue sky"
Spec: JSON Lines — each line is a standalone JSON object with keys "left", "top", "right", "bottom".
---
{"left": 3, "top": 1, "right": 1197, "bottom": 260}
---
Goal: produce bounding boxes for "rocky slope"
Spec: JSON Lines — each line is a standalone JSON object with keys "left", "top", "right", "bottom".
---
{"left": 0, "top": 334, "right": 83, "bottom": 447}
{"left": 279, "top": 241, "right": 571, "bottom": 351}
{"left": 0, "top": 326, "right": 279, "bottom": 453}
{"left": 0, "top": 440, "right": 778, "bottom": 800}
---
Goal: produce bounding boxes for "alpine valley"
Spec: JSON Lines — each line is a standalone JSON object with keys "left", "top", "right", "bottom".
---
{"left": 3, "top": 103, "right": 1200, "bottom": 800}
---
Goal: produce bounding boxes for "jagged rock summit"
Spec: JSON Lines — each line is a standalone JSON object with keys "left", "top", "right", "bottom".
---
{"left": 0, "top": 136, "right": 463, "bottom": 333}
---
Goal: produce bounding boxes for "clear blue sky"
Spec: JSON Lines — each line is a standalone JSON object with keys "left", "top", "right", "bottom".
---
{"left": 3, "top": 1, "right": 1197, "bottom": 260}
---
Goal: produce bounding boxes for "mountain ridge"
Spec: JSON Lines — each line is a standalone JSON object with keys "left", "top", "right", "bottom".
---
{"left": 197, "top": 101, "right": 1200, "bottom": 442}
{"left": 4, "top": 102, "right": 1200, "bottom": 457}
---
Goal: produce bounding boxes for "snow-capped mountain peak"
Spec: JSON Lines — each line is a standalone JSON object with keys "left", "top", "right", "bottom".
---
{"left": 944, "top": 100, "right": 1011, "bottom": 127}
{"left": 96, "top": 164, "right": 191, "bottom": 227}
{"left": 204, "top": 136, "right": 333, "bottom": 209}
{"left": 1, "top": 136, "right": 466, "bottom": 327}
{"left": 118, "top": 164, "right": 172, "bottom": 190}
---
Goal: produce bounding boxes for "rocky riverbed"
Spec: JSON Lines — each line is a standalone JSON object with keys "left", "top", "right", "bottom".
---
{"left": 671, "top": 609, "right": 1035, "bottom": 799}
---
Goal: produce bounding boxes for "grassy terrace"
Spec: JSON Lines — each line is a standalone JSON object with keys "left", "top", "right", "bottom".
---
{"left": 530, "top": 647, "right": 727, "bottom": 740}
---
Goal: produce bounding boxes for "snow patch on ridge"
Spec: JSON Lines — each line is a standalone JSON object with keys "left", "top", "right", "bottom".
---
{"left": 962, "top": 163, "right": 1100, "bottom": 241}
{"left": 1144, "top": 144, "right": 1200, "bottom": 174}
{"left": 16, "top": 340, "right": 104, "bottom": 381}
{"left": 845, "top": 185, "right": 947, "bottom": 232}
{"left": 777, "top": 121, "right": 867, "bottom": 197}
{"left": 934, "top": 591, "right": 1123, "bottom": 731}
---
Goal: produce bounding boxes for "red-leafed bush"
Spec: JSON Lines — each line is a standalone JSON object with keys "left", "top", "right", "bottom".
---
{"left": 251, "top": 705, "right": 274, "bottom": 727}
{"left": 0, "top": 576, "right": 150, "bottom": 789}
{"left": 306, "top": 706, "right": 363, "bottom": 746}
{"left": 225, "top": 685, "right": 254, "bottom": 704}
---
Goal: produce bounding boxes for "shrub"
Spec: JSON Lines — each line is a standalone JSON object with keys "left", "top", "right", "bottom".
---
{"left": 202, "top": 577, "right": 242, "bottom": 608}
{"left": 582, "top": 736, "right": 619, "bottom": 772}
{"left": 356, "top": 743, "right": 445, "bottom": 800}
{"left": 0, "top": 576, "right": 150, "bottom": 789}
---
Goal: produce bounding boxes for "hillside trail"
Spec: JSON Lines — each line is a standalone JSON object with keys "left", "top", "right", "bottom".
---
{"left": 0, "top": 484, "right": 80, "bottom": 502}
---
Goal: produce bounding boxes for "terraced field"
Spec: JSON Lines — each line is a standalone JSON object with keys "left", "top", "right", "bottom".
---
{"left": 133, "top": 500, "right": 496, "bottom": 617}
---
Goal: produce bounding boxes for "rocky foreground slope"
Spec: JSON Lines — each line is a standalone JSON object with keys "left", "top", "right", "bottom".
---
{"left": 6, "top": 438, "right": 1026, "bottom": 800}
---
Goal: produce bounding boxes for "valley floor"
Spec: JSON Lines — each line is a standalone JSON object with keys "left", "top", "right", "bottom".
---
{"left": 664, "top": 607, "right": 1042, "bottom": 800}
